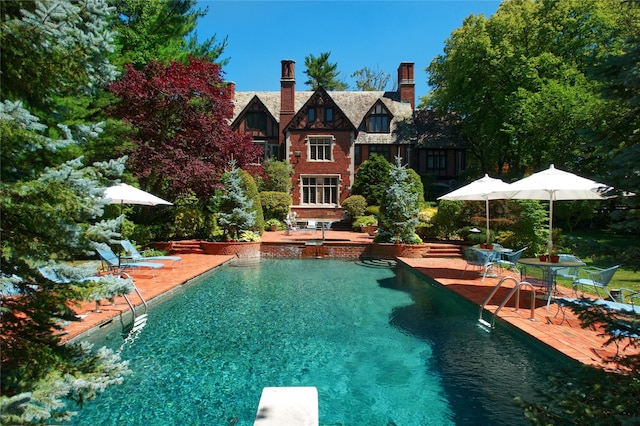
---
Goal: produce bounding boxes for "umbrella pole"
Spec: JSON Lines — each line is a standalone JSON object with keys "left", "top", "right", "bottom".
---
{"left": 485, "top": 198, "right": 490, "bottom": 244}
{"left": 548, "top": 198, "right": 554, "bottom": 255}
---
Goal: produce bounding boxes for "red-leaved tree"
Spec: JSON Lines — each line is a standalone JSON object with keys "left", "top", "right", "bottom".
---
{"left": 109, "top": 57, "right": 262, "bottom": 200}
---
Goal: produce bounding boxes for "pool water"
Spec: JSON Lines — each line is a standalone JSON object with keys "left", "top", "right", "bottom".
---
{"left": 68, "top": 259, "right": 578, "bottom": 425}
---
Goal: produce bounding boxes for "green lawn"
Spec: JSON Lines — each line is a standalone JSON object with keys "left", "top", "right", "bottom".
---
{"left": 559, "top": 229, "right": 640, "bottom": 299}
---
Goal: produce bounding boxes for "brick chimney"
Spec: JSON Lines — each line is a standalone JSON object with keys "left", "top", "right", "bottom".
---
{"left": 226, "top": 81, "right": 236, "bottom": 100}
{"left": 280, "top": 60, "right": 296, "bottom": 136}
{"left": 398, "top": 62, "right": 415, "bottom": 109}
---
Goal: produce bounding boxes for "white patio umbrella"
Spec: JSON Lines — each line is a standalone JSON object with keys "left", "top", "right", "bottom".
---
{"left": 438, "top": 174, "right": 512, "bottom": 244}
{"left": 104, "top": 183, "right": 173, "bottom": 207}
{"left": 104, "top": 183, "right": 172, "bottom": 223}
{"left": 491, "top": 164, "right": 613, "bottom": 254}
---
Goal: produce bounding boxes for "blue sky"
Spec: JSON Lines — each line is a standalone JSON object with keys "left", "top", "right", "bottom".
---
{"left": 196, "top": 1, "right": 501, "bottom": 98}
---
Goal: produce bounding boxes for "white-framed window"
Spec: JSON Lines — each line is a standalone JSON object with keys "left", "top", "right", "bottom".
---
{"left": 301, "top": 175, "right": 339, "bottom": 206}
{"left": 308, "top": 136, "right": 333, "bottom": 161}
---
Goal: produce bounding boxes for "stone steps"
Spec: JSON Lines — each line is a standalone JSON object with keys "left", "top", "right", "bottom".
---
{"left": 423, "top": 243, "right": 463, "bottom": 258}
{"left": 170, "top": 240, "right": 203, "bottom": 254}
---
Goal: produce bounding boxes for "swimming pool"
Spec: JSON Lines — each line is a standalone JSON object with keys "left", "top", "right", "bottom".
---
{"left": 68, "top": 258, "right": 579, "bottom": 425}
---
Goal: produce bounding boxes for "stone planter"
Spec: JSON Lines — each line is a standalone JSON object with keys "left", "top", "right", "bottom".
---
{"left": 370, "top": 243, "right": 428, "bottom": 259}
{"left": 200, "top": 241, "right": 261, "bottom": 258}
{"left": 361, "top": 225, "right": 378, "bottom": 236}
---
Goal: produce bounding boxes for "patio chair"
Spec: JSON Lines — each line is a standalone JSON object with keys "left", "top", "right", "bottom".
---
{"left": 461, "top": 247, "right": 495, "bottom": 281}
{"left": 96, "top": 245, "right": 164, "bottom": 278}
{"left": 553, "top": 254, "right": 582, "bottom": 282}
{"left": 120, "top": 240, "right": 181, "bottom": 270}
{"left": 498, "top": 247, "right": 527, "bottom": 273}
{"left": 305, "top": 220, "right": 318, "bottom": 233}
{"left": 572, "top": 264, "right": 620, "bottom": 301}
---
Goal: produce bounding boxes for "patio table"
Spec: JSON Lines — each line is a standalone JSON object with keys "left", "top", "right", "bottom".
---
{"left": 476, "top": 247, "right": 513, "bottom": 276}
{"left": 518, "top": 257, "right": 586, "bottom": 309}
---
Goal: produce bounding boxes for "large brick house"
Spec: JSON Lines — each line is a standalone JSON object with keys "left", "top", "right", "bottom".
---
{"left": 230, "top": 59, "right": 465, "bottom": 220}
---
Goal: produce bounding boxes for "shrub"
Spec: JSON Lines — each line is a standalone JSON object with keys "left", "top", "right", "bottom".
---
{"left": 171, "top": 191, "right": 205, "bottom": 239}
{"left": 353, "top": 215, "right": 378, "bottom": 230}
{"left": 265, "top": 218, "right": 283, "bottom": 230}
{"left": 342, "top": 195, "right": 367, "bottom": 218}
{"left": 239, "top": 169, "right": 264, "bottom": 234}
{"left": 260, "top": 191, "right": 292, "bottom": 221}
{"left": 257, "top": 159, "right": 294, "bottom": 193}
{"left": 352, "top": 153, "right": 392, "bottom": 205}
{"left": 365, "top": 205, "right": 380, "bottom": 216}
{"left": 431, "top": 200, "right": 464, "bottom": 240}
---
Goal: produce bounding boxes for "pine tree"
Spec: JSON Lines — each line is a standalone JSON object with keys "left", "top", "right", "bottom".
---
{"left": 377, "top": 157, "right": 422, "bottom": 244}
{"left": 1, "top": 1, "right": 133, "bottom": 423}
{"left": 303, "top": 51, "right": 348, "bottom": 91}
{"left": 217, "top": 161, "right": 257, "bottom": 241}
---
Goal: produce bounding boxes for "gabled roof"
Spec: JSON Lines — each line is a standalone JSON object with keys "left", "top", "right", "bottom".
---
{"left": 232, "top": 90, "right": 414, "bottom": 144}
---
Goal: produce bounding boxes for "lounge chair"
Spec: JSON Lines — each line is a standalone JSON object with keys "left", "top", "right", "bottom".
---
{"left": 38, "top": 264, "right": 132, "bottom": 312}
{"left": 572, "top": 264, "right": 620, "bottom": 301}
{"left": 96, "top": 245, "right": 164, "bottom": 278}
{"left": 461, "top": 247, "right": 495, "bottom": 281}
{"left": 120, "top": 240, "right": 181, "bottom": 270}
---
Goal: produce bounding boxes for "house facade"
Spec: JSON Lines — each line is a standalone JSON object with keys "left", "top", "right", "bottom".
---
{"left": 230, "top": 59, "right": 464, "bottom": 220}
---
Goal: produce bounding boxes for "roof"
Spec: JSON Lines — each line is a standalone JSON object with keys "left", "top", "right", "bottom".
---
{"left": 232, "top": 90, "right": 415, "bottom": 144}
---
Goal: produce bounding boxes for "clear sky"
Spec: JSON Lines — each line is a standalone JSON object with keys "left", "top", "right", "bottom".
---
{"left": 195, "top": 1, "right": 501, "bottom": 98}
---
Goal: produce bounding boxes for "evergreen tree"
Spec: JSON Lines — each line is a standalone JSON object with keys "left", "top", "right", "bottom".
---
{"left": 217, "top": 161, "right": 257, "bottom": 240}
{"left": 377, "top": 157, "right": 421, "bottom": 244}
{"left": 110, "top": 0, "right": 228, "bottom": 69}
{"left": 1, "top": 1, "right": 132, "bottom": 423}
{"left": 304, "top": 51, "right": 348, "bottom": 91}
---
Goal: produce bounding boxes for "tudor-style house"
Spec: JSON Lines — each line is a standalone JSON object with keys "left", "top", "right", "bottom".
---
{"left": 230, "top": 59, "right": 464, "bottom": 220}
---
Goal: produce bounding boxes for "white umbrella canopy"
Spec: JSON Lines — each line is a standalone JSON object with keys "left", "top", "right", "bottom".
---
{"left": 104, "top": 183, "right": 172, "bottom": 207}
{"left": 438, "top": 174, "right": 512, "bottom": 244}
{"left": 490, "top": 164, "right": 613, "bottom": 254}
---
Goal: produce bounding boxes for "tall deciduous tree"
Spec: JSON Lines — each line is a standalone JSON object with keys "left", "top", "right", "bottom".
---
{"left": 304, "top": 51, "right": 348, "bottom": 91}
{"left": 352, "top": 66, "right": 391, "bottom": 91}
{"left": 108, "top": 57, "right": 262, "bottom": 200}
{"left": 425, "top": 0, "right": 628, "bottom": 176}
{"left": 1, "top": 1, "right": 134, "bottom": 423}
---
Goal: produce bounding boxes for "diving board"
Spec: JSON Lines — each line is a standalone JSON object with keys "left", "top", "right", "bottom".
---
{"left": 254, "top": 386, "right": 318, "bottom": 426}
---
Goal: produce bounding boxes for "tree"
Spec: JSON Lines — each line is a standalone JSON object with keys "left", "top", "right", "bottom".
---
{"left": 587, "top": 1, "right": 640, "bottom": 244}
{"left": 351, "top": 66, "right": 390, "bottom": 91}
{"left": 217, "top": 161, "right": 257, "bottom": 240}
{"left": 258, "top": 159, "right": 294, "bottom": 193}
{"left": 108, "top": 57, "right": 262, "bottom": 200}
{"left": 425, "top": 0, "right": 629, "bottom": 176}
{"left": 110, "top": 0, "right": 228, "bottom": 69}
{"left": 351, "top": 153, "right": 392, "bottom": 206}
{"left": 303, "top": 51, "right": 348, "bottom": 91}
{"left": 377, "top": 156, "right": 421, "bottom": 244}
{"left": 1, "top": 1, "right": 134, "bottom": 422}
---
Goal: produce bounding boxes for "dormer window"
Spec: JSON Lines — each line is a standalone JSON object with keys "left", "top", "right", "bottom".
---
{"left": 367, "top": 103, "right": 390, "bottom": 133}
{"left": 246, "top": 112, "right": 267, "bottom": 131}
{"left": 308, "top": 107, "right": 316, "bottom": 122}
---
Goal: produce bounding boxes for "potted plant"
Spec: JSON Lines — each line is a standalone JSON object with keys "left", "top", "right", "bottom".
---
{"left": 265, "top": 218, "right": 281, "bottom": 232}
